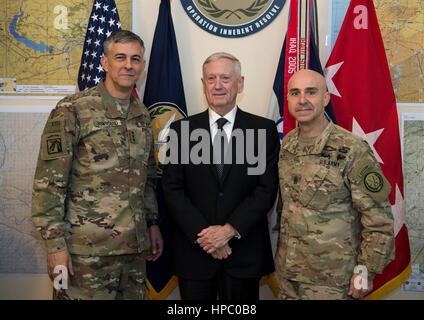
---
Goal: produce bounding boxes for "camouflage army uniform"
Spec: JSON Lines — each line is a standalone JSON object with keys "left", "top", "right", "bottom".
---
{"left": 275, "top": 121, "right": 395, "bottom": 300}
{"left": 32, "top": 82, "right": 158, "bottom": 299}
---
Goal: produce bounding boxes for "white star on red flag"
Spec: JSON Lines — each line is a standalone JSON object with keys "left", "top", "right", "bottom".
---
{"left": 352, "top": 118, "right": 385, "bottom": 164}
{"left": 324, "top": 62, "right": 344, "bottom": 97}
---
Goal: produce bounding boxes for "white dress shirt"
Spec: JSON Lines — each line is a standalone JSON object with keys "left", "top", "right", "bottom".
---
{"left": 209, "top": 106, "right": 237, "bottom": 142}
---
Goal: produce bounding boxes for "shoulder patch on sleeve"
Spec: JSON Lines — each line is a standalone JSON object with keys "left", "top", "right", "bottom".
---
{"left": 40, "top": 117, "right": 70, "bottom": 160}
{"left": 364, "top": 172, "right": 384, "bottom": 192}
{"left": 349, "top": 156, "right": 391, "bottom": 203}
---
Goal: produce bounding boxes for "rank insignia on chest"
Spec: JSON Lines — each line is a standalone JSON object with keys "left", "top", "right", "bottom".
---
{"left": 128, "top": 129, "right": 137, "bottom": 144}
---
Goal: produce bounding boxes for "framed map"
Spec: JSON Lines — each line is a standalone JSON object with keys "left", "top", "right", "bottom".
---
{"left": 401, "top": 112, "right": 424, "bottom": 292}
{"left": 330, "top": 0, "right": 423, "bottom": 104}
{"left": 0, "top": 0, "right": 132, "bottom": 96}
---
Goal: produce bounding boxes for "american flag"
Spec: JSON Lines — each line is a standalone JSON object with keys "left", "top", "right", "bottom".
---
{"left": 77, "top": 0, "right": 122, "bottom": 91}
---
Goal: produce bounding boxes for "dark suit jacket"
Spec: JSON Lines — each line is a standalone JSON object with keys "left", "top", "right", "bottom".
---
{"left": 162, "top": 108, "right": 279, "bottom": 280}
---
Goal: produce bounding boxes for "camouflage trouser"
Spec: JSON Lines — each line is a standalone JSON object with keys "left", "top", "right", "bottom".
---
{"left": 54, "top": 253, "right": 146, "bottom": 300}
{"left": 279, "top": 278, "right": 352, "bottom": 300}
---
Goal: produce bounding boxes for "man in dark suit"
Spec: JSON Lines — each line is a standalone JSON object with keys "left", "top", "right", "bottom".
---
{"left": 162, "top": 52, "right": 279, "bottom": 300}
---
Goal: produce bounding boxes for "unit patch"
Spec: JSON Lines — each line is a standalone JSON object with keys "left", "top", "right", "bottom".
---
{"left": 364, "top": 172, "right": 384, "bottom": 192}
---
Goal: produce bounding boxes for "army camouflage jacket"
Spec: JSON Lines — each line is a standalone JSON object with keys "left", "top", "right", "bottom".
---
{"left": 276, "top": 121, "right": 395, "bottom": 287}
{"left": 32, "top": 82, "right": 158, "bottom": 256}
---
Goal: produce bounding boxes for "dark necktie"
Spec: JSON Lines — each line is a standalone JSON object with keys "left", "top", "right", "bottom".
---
{"left": 214, "top": 117, "right": 228, "bottom": 179}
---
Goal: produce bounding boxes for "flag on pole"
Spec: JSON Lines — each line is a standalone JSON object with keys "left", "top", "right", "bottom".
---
{"left": 267, "top": 0, "right": 335, "bottom": 138}
{"left": 77, "top": 0, "right": 122, "bottom": 91}
{"left": 143, "top": 0, "right": 187, "bottom": 300}
{"left": 325, "top": 0, "right": 411, "bottom": 299}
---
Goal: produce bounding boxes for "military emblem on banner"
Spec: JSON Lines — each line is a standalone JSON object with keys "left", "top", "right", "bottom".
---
{"left": 148, "top": 102, "right": 185, "bottom": 175}
{"left": 181, "top": 0, "right": 286, "bottom": 38}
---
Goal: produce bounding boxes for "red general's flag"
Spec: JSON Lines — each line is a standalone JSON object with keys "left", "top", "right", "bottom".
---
{"left": 325, "top": 0, "right": 411, "bottom": 299}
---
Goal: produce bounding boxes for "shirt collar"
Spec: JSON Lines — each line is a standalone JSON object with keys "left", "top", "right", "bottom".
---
{"left": 99, "top": 82, "right": 143, "bottom": 120}
{"left": 209, "top": 106, "right": 237, "bottom": 128}
{"left": 283, "top": 121, "right": 335, "bottom": 155}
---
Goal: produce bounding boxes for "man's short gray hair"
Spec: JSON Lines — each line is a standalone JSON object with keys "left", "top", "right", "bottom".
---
{"left": 203, "top": 52, "right": 241, "bottom": 77}
{"left": 104, "top": 30, "right": 145, "bottom": 56}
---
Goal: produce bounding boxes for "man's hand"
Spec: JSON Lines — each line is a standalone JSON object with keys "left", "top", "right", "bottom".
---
{"left": 47, "top": 250, "right": 74, "bottom": 281}
{"left": 147, "top": 225, "right": 164, "bottom": 261}
{"left": 197, "top": 224, "right": 236, "bottom": 253}
{"left": 210, "top": 243, "right": 232, "bottom": 260}
{"left": 348, "top": 272, "right": 374, "bottom": 299}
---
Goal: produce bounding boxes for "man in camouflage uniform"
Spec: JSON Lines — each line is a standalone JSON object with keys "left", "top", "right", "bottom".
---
{"left": 275, "top": 69, "right": 395, "bottom": 300}
{"left": 32, "top": 30, "right": 163, "bottom": 300}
